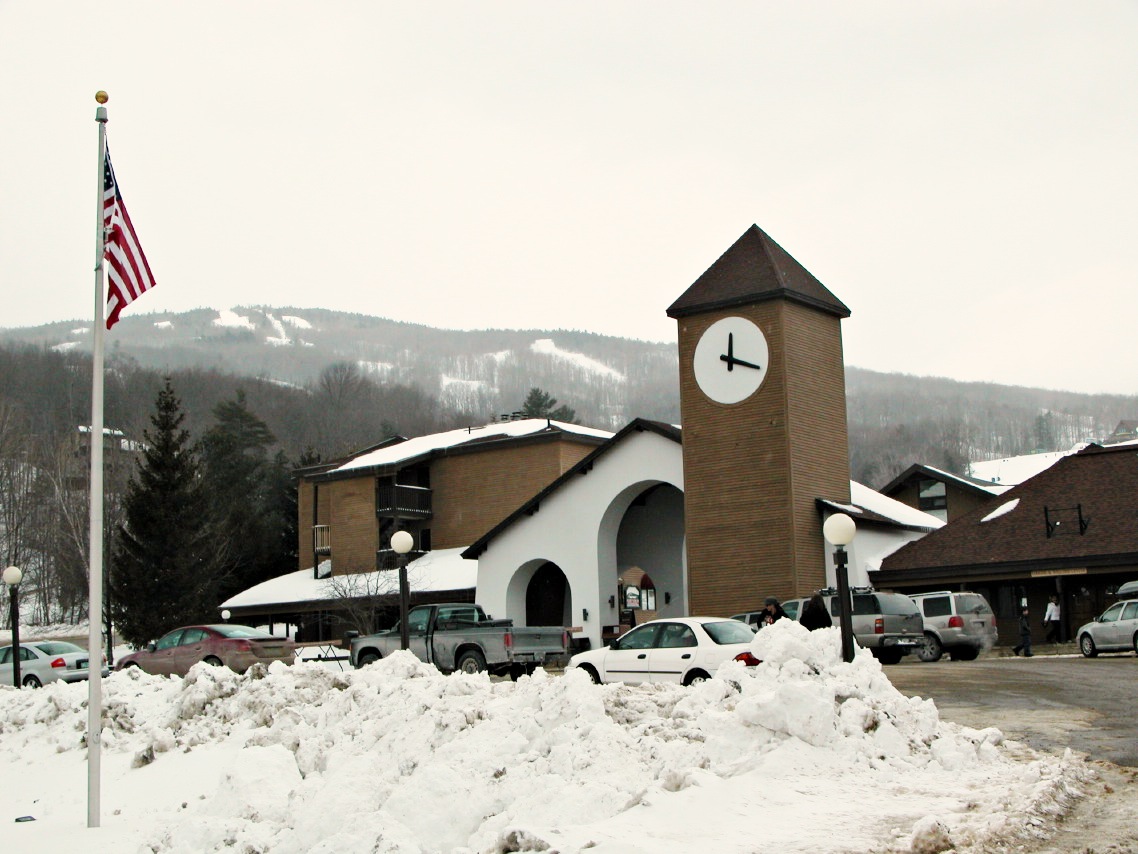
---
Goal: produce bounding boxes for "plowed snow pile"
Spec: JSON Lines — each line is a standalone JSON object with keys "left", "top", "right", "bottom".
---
{"left": 0, "top": 620, "right": 1087, "bottom": 853}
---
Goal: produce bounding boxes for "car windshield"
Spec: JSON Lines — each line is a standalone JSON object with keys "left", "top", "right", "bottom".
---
{"left": 34, "top": 642, "right": 85, "bottom": 655}
{"left": 211, "top": 625, "right": 278, "bottom": 639}
{"left": 702, "top": 620, "right": 758, "bottom": 645}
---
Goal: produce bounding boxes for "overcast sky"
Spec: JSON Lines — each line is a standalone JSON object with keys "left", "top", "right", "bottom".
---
{"left": 3, "top": 2, "right": 1137, "bottom": 394}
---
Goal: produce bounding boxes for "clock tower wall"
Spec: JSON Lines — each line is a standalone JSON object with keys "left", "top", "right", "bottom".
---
{"left": 670, "top": 225, "right": 852, "bottom": 618}
{"left": 782, "top": 300, "right": 851, "bottom": 596}
{"left": 678, "top": 303, "right": 798, "bottom": 616}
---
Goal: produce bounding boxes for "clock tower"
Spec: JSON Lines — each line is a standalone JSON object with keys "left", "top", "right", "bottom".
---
{"left": 667, "top": 225, "right": 852, "bottom": 616}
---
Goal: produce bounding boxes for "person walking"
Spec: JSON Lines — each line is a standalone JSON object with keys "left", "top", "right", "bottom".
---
{"left": 1043, "top": 595, "right": 1062, "bottom": 644}
{"left": 1012, "top": 606, "right": 1033, "bottom": 657}
{"left": 799, "top": 592, "right": 833, "bottom": 631}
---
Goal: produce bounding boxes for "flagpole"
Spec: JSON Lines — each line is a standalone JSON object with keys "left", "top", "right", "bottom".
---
{"left": 88, "top": 89, "right": 109, "bottom": 829}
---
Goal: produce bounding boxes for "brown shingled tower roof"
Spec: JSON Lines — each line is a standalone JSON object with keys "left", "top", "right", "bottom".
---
{"left": 666, "top": 224, "right": 850, "bottom": 319}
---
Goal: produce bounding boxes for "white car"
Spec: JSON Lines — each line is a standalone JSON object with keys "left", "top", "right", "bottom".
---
{"left": 0, "top": 641, "right": 110, "bottom": 689}
{"left": 569, "top": 617, "right": 760, "bottom": 686}
{"left": 1076, "top": 599, "right": 1138, "bottom": 657}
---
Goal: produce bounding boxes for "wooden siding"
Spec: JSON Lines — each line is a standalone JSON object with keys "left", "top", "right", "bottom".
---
{"left": 891, "top": 478, "right": 992, "bottom": 522}
{"left": 678, "top": 299, "right": 849, "bottom": 616}
{"left": 327, "top": 477, "right": 379, "bottom": 574}
{"left": 431, "top": 440, "right": 590, "bottom": 548}
{"left": 783, "top": 300, "right": 850, "bottom": 596}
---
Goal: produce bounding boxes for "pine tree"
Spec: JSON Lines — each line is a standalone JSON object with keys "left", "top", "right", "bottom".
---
{"left": 200, "top": 390, "right": 294, "bottom": 600}
{"left": 111, "top": 379, "right": 217, "bottom": 648}
{"left": 520, "top": 387, "right": 577, "bottom": 423}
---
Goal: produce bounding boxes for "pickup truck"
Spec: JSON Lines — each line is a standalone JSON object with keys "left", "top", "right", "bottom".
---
{"left": 348, "top": 603, "right": 569, "bottom": 679}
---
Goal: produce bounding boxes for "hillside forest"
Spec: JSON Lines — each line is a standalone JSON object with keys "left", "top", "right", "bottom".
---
{"left": 1, "top": 328, "right": 1136, "bottom": 629}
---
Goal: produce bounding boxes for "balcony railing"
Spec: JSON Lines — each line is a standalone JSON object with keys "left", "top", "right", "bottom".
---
{"left": 376, "top": 548, "right": 427, "bottom": 571}
{"left": 313, "top": 525, "right": 331, "bottom": 555}
{"left": 376, "top": 482, "right": 433, "bottom": 519}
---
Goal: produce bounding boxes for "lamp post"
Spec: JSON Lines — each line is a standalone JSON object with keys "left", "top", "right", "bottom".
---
{"left": 391, "top": 530, "right": 414, "bottom": 651}
{"left": 822, "top": 513, "right": 857, "bottom": 663}
{"left": 3, "top": 566, "right": 22, "bottom": 688}
{"left": 221, "top": 609, "right": 231, "bottom": 622}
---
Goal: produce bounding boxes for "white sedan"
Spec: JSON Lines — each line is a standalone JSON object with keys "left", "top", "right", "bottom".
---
{"left": 0, "top": 641, "right": 109, "bottom": 688}
{"left": 569, "top": 617, "right": 760, "bottom": 686}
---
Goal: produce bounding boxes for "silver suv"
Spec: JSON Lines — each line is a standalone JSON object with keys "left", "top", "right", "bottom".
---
{"left": 908, "top": 591, "right": 997, "bottom": 662}
{"left": 783, "top": 588, "right": 924, "bottom": 665}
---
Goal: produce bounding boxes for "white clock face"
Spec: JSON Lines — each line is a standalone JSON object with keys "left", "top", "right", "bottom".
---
{"left": 692, "top": 316, "right": 769, "bottom": 404}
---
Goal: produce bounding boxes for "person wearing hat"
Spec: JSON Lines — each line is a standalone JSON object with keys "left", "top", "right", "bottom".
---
{"left": 761, "top": 597, "right": 788, "bottom": 626}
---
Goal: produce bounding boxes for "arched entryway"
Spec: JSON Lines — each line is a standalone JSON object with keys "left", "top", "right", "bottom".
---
{"left": 504, "top": 558, "right": 572, "bottom": 628}
{"left": 526, "top": 561, "right": 570, "bottom": 627}
{"left": 597, "top": 481, "right": 686, "bottom": 633}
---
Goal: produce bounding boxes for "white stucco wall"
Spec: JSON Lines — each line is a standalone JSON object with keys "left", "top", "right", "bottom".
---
{"left": 474, "top": 429, "right": 685, "bottom": 652}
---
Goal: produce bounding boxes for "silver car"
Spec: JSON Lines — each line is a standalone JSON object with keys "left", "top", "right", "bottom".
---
{"left": 1076, "top": 599, "right": 1138, "bottom": 657}
{"left": 0, "top": 641, "right": 110, "bottom": 688}
{"left": 782, "top": 589, "right": 924, "bottom": 665}
{"left": 909, "top": 591, "right": 998, "bottom": 662}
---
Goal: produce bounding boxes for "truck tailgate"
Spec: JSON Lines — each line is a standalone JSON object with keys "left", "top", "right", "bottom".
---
{"left": 507, "top": 627, "right": 567, "bottom": 661}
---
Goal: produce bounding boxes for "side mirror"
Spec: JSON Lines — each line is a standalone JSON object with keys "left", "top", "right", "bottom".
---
{"left": 146, "top": 642, "right": 157, "bottom": 652}
{"left": 608, "top": 640, "right": 619, "bottom": 650}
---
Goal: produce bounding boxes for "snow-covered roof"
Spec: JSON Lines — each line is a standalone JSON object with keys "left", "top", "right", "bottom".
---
{"left": 820, "top": 481, "right": 944, "bottom": 531}
{"left": 220, "top": 548, "right": 477, "bottom": 610}
{"left": 333, "top": 418, "right": 613, "bottom": 474}
{"left": 849, "top": 481, "right": 945, "bottom": 529}
{"left": 967, "top": 443, "right": 1091, "bottom": 486}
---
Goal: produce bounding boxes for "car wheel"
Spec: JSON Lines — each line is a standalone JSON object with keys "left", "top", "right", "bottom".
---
{"left": 457, "top": 649, "right": 486, "bottom": 674}
{"left": 949, "top": 647, "right": 979, "bottom": 662}
{"left": 578, "top": 664, "right": 601, "bottom": 684}
{"left": 683, "top": 670, "right": 711, "bottom": 686}
{"left": 1134, "top": 634, "right": 1138, "bottom": 657}
{"left": 917, "top": 633, "right": 943, "bottom": 663}
{"left": 204, "top": 656, "right": 223, "bottom": 667}
{"left": 1079, "top": 633, "right": 1098, "bottom": 658}
{"left": 874, "top": 649, "right": 903, "bottom": 665}
{"left": 22, "top": 674, "right": 42, "bottom": 689}
{"left": 356, "top": 651, "right": 380, "bottom": 668}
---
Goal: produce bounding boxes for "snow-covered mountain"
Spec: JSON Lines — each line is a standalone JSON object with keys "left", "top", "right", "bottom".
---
{"left": 1, "top": 306, "right": 681, "bottom": 428}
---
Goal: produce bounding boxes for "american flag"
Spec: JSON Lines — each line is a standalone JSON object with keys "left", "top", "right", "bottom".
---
{"left": 102, "top": 147, "right": 156, "bottom": 329}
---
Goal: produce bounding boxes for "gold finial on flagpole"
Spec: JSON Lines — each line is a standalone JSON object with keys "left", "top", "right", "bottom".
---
{"left": 95, "top": 90, "right": 109, "bottom": 104}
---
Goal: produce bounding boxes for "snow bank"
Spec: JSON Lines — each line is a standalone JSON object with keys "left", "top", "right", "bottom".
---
{"left": 0, "top": 620, "right": 1087, "bottom": 853}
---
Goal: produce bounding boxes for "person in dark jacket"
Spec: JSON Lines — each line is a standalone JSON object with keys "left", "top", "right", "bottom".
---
{"left": 799, "top": 592, "right": 833, "bottom": 631}
{"left": 761, "top": 597, "right": 788, "bottom": 626}
{"left": 1012, "top": 606, "right": 1033, "bottom": 657}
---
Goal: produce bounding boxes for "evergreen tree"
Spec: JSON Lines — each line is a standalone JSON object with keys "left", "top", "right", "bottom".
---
{"left": 200, "top": 390, "right": 294, "bottom": 600}
{"left": 111, "top": 379, "right": 216, "bottom": 648}
{"left": 520, "top": 387, "right": 577, "bottom": 423}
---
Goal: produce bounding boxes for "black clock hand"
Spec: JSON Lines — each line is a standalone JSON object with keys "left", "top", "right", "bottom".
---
{"left": 720, "top": 333, "right": 736, "bottom": 371}
{"left": 728, "top": 355, "right": 763, "bottom": 371}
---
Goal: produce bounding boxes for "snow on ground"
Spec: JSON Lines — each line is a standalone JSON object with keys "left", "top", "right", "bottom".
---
{"left": 0, "top": 620, "right": 1087, "bottom": 853}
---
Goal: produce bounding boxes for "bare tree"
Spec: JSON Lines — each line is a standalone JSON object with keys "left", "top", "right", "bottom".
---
{"left": 321, "top": 569, "right": 404, "bottom": 634}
